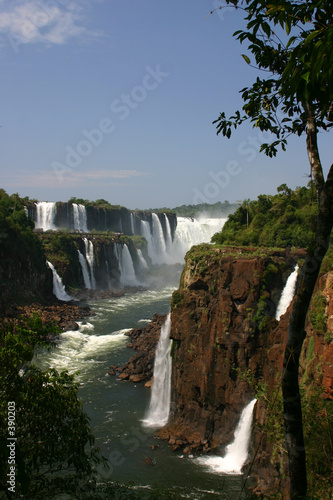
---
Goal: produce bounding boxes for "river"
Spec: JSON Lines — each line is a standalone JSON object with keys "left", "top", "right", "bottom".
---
{"left": 34, "top": 281, "right": 249, "bottom": 500}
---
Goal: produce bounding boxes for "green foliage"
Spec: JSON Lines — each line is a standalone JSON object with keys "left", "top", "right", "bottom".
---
{"left": 171, "top": 201, "right": 238, "bottom": 218}
{"left": 212, "top": 184, "right": 316, "bottom": 248}
{"left": 254, "top": 382, "right": 333, "bottom": 500}
{"left": 0, "top": 315, "right": 103, "bottom": 498}
{"left": 0, "top": 190, "right": 51, "bottom": 308}
{"left": 170, "top": 291, "right": 181, "bottom": 310}
{"left": 309, "top": 292, "right": 328, "bottom": 339}
{"left": 213, "top": 0, "right": 333, "bottom": 157}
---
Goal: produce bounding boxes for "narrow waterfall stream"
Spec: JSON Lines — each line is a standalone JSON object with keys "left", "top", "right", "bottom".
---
{"left": 196, "top": 399, "right": 257, "bottom": 475}
{"left": 46, "top": 261, "right": 72, "bottom": 301}
{"left": 83, "top": 238, "right": 96, "bottom": 289}
{"left": 78, "top": 250, "right": 92, "bottom": 289}
{"left": 142, "top": 312, "right": 172, "bottom": 427}
{"left": 275, "top": 264, "right": 299, "bottom": 320}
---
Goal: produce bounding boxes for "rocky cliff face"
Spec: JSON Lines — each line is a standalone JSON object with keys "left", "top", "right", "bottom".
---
{"left": 156, "top": 246, "right": 304, "bottom": 454}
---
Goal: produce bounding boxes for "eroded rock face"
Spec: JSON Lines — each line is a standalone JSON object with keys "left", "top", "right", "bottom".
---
{"left": 110, "top": 313, "right": 167, "bottom": 383}
{"left": 158, "top": 247, "right": 302, "bottom": 453}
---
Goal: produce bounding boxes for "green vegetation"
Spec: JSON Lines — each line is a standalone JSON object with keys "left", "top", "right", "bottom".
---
{"left": 254, "top": 383, "right": 333, "bottom": 500}
{"left": 0, "top": 315, "right": 103, "bottom": 498}
{"left": 171, "top": 201, "right": 238, "bottom": 218}
{"left": 40, "top": 233, "right": 83, "bottom": 289}
{"left": 309, "top": 292, "right": 328, "bottom": 339}
{"left": 212, "top": 184, "right": 316, "bottom": 248}
{"left": 0, "top": 190, "right": 52, "bottom": 309}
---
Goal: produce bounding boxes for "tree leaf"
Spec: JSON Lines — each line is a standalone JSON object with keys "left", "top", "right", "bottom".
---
{"left": 242, "top": 54, "right": 251, "bottom": 65}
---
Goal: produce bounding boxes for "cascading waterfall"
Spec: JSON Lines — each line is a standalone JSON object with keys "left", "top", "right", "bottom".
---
{"left": 151, "top": 213, "right": 167, "bottom": 264}
{"left": 169, "top": 217, "right": 227, "bottom": 264}
{"left": 197, "top": 399, "right": 257, "bottom": 474}
{"left": 46, "top": 261, "right": 72, "bottom": 301}
{"left": 114, "top": 243, "right": 140, "bottom": 287}
{"left": 143, "top": 312, "right": 172, "bottom": 427}
{"left": 78, "top": 250, "right": 92, "bottom": 289}
{"left": 275, "top": 264, "right": 299, "bottom": 320}
{"left": 140, "top": 214, "right": 226, "bottom": 266}
{"left": 130, "top": 213, "right": 136, "bottom": 235}
{"left": 121, "top": 244, "right": 140, "bottom": 287}
{"left": 35, "top": 202, "right": 57, "bottom": 230}
{"left": 83, "top": 238, "right": 96, "bottom": 290}
{"left": 137, "top": 249, "right": 149, "bottom": 270}
{"left": 73, "top": 203, "right": 88, "bottom": 232}
{"left": 164, "top": 213, "right": 173, "bottom": 253}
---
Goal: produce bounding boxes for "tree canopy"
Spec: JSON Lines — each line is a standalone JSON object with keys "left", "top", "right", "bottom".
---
{"left": 212, "top": 1, "right": 333, "bottom": 498}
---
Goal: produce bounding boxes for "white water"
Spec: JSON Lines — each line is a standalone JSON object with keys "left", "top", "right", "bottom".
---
{"left": 78, "top": 250, "right": 92, "bottom": 289}
{"left": 130, "top": 213, "right": 136, "bottom": 235}
{"left": 141, "top": 215, "right": 226, "bottom": 265}
{"left": 122, "top": 244, "right": 140, "bottom": 287}
{"left": 143, "top": 312, "right": 172, "bottom": 427}
{"left": 73, "top": 203, "right": 88, "bottom": 232}
{"left": 137, "top": 249, "right": 149, "bottom": 270}
{"left": 35, "top": 202, "right": 57, "bottom": 230}
{"left": 83, "top": 238, "right": 97, "bottom": 290}
{"left": 275, "top": 264, "right": 299, "bottom": 320}
{"left": 197, "top": 399, "right": 256, "bottom": 475}
{"left": 46, "top": 260, "right": 72, "bottom": 301}
{"left": 164, "top": 213, "right": 173, "bottom": 253}
{"left": 114, "top": 243, "right": 140, "bottom": 287}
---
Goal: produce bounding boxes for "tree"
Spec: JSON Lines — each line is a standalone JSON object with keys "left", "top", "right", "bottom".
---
{"left": 0, "top": 315, "right": 103, "bottom": 498}
{"left": 212, "top": 1, "right": 333, "bottom": 498}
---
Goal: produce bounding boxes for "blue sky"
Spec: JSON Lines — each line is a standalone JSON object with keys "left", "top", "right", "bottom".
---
{"left": 0, "top": 0, "right": 331, "bottom": 210}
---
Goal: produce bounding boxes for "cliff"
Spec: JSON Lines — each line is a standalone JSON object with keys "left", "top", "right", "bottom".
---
{"left": 157, "top": 245, "right": 304, "bottom": 454}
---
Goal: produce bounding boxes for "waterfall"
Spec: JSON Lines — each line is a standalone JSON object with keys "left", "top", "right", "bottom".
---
{"left": 137, "top": 249, "right": 149, "bottom": 270}
{"left": 151, "top": 213, "right": 167, "bottom": 264}
{"left": 73, "top": 204, "right": 88, "bottom": 232}
{"left": 140, "top": 215, "right": 226, "bottom": 265}
{"left": 275, "top": 264, "right": 299, "bottom": 320}
{"left": 122, "top": 244, "right": 140, "bottom": 287}
{"left": 47, "top": 261, "right": 72, "bottom": 301}
{"left": 78, "top": 250, "right": 92, "bottom": 289}
{"left": 130, "top": 213, "right": 136, "bottom": 235}
{"left": 143, "top": 312, "right": 172, "bottom": 427}
{"left": 197, "top": 399, "right": 257, "bottom": 474}
{"left": 140, "top": 220, "right": 156, "bottom": 263}
{"left": 35, "top": 202, "right": 57, "bottom": 230}
{"left": 114, "top": 243, "right": 140, "bottom": 287}
{"left": 83, "top": 238, "right": 96, "bottom": 290}
{"left": 164, "top": 213, "right": 173, "bottom": 253}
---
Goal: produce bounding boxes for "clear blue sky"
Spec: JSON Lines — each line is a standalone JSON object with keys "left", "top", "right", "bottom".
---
{"left": 0, "top": 0, "right": 331, "bottom": 210}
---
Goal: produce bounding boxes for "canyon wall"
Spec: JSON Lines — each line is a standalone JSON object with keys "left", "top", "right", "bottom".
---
{"left": 157, "top": 245, "right": 304, "bottom": 454}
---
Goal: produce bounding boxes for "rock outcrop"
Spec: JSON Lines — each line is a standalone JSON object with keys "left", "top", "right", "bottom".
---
{"left": 109, "top": 313, "right": 167, "bottom": 383}
{"left": 157, "top": 246, "right": 303, "bottom": 454}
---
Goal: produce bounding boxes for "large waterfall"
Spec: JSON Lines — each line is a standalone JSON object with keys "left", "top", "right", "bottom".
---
{"left": 275, "top": 264, "right": 299, "bottom": 320}
{"left": 35, "top": 202, "right": 57, "bottom": 231}
{"left": 46, "top": 261, "right": 72, "bottom": 301}
{"left": 73, "top": 203, "right": 88, "bottom": 232}
{"left": 197, "top": 399, "right": 257, "bottom": 474}
{"left": 115, "top": 243, "right": 141, "bottom": 287}
{"left": 141, "top": 216, "right": 226, "bottom": 265}
{"left": 143, "top": 312, "right": 172, "bottom": 427}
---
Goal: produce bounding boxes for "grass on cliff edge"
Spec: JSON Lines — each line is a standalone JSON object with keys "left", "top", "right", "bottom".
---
{"left": 186, "top": 243, "right": 291, "bottom": 263}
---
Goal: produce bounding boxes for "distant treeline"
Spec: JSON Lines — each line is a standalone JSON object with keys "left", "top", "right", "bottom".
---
{"left": 147, "top": 201, "right": 239, "bottom": 218}
{"left": 212, "top": 183, "right": 317, "bottom": 248}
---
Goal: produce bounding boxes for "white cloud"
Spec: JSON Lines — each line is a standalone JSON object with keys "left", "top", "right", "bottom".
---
{"left": 0, "top": 0, "right": 105, "bottom": 50}
{"left": 2, "top": 169, "right": 148, "bottom": 188}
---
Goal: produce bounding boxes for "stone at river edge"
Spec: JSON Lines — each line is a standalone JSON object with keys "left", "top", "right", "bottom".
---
{"left": 109, "top": 313, "right": 167, "bottom": 383}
